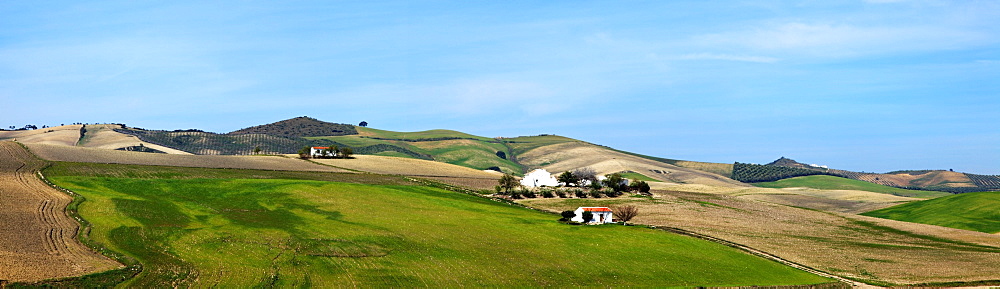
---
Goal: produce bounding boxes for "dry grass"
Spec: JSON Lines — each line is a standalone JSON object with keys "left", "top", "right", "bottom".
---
{"left": 0, "top": 141, "right": 120, "bottom": 282}
{"left": 519, "top": 187, "right": 1000, "bottom": 285}
{"left": 0, "top": 125, "right": 82, "bottom": 146}
{"left": 310, "top": 155, "right": 502, "bottom": 178}
{"left": 518, "top": 142, "right": 747, "bottom": 187}
{"left": 76, "top": 124, "right": 191, "bottom": 154}
{"left": 26, "top": 143, "right": 347, "bottom": 172}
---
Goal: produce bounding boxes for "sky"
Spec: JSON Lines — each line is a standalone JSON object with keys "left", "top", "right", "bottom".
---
{"left": 1, "top": 0, "right": 998, "bottom": 174}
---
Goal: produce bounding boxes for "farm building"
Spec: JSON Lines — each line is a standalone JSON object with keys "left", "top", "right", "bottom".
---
{"left": 310, "top": 147, "right": 338, "bottom": 158}
{"left": 520, "top": 169, "right": 560, "bottom": 187}
{"left": 572, "top": 207, "right": 614, "bottom": 224}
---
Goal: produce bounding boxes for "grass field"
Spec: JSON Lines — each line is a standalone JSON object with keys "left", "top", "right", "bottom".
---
{"left": 42, "top": 163, "right": 832, "bottom": 287}
{"left": 619, "top": 171, "right": 662, "bottom": 182}
{"left": 312, "top": 128, "right": 523, "bottom": 174}
{"left": 519, "top": 189, "right": 1000, "bottom": 285}
{"left": 754, "top": 175, "right": 952, "bottom": 199}
{"left": 862, "top": 191, "right": 1000, "bottom": 234}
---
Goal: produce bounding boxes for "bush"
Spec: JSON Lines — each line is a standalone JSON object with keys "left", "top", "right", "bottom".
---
{"left": 541, "top": 191, "right": 554, "bottom": 198}
{"left": 560, "top": 210, "right": 576, "bottom": 221}
{"left": 510, "top": 192, "right": 522, "bottom": 199}
{"left": 589, "top": 190, "right": 603, "bottom": 198}
{"left": 574, "top": 190, "right": 587, "bottom": 198}
{"left": 522, "top": 191, "right": 537, "bottom": 198}
{"left": 581, "top": 211, "right": 594, "bottom": 223}
{"left": 555, "top": 191, "right": 567, "bottom": 198}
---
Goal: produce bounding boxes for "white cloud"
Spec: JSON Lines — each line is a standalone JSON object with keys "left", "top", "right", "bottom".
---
{"left": 679, "top": 53, "right": 778, "bottom": 63}
{"left": 694, "top": 22, "right": 993, "bottom": 58}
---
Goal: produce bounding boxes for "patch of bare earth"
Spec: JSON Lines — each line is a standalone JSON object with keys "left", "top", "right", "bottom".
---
{"left": 519, "top": 187, "right": 1000, "bottom": 285}
{"left": 0, "top": 141, "right": 120, "bottom": 282}
{"left": 0, "top": 125, "right": 82, "bottom": 147}
{"left": 518, "top": 142, "right": 747, "bottom": 187}
{"left": 26, "top": 143, "right": 347, "bottom": 172}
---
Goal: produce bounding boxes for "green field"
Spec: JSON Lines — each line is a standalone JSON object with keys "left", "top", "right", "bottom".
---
{"left": 45, "top": 163, "right": 831, "bottom": 287}
{"left": 754, "top": 175, "right": 952, "bottom": 198}
{"left": 618, "top": 171, "right": 661, "bottom": 182}
{"left": 311, "top": 127, "right": 523, "bottom": 174}
{"left": 862, "top": 191, "right": 1000, "bottom": 234}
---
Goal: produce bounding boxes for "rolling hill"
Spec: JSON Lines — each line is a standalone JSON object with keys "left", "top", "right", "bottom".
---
{"left": 734, "top": 157, "right": 1000, "bottom": 194}
{"left": 28, "top": 161, "right": 832, "bottom": 287}
{"left": 862, "top": 191, "right": 1000, "bottom": 234}
{"left": 754, "top": 175, "right": 952, "bottom": 199}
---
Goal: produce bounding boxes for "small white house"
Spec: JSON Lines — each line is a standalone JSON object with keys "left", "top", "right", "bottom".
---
{"left": 520, "top": 169, "right": 560, "bottom": 187}
{"left": 310, "top": 147, "right": 338, "bottom": 158}
{"left": 571, "top": 207, "right": 614, "bottom": 224}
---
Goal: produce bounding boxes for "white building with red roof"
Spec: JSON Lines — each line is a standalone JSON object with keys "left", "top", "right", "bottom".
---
{"left": 572, "top": 207, "right": 614, "bottom": 224}
{"left": 310, "top": 146, "right": 338, "bottom": 158}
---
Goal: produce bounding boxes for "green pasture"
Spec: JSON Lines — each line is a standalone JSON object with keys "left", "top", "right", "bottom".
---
{"left": 862, "top": 191, "right": 1000, "bottom": 233}
{"left": 502, "top": 135, "right": 578, "bottom": 155}
{"left": 754, "top": 175, "right": 952, "bottom": 198}
{"left": 618, "top": 171, "right": 662, "bottom": 182}
{"left": 45, "top": 164, "right": 831, "bottom": 287}
{"left": 358, "top": 127, "right": 493, "bottom": 141}
{"left": 314, "top": 130, "right": 523, "bottom": 174}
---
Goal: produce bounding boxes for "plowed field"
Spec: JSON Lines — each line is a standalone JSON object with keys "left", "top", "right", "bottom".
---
{"left": 0, "top": 141, "right": 119, "bottom": 282}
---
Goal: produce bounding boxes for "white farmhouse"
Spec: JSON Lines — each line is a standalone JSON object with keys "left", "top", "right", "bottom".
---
{"left": 520, "top": 169, "right": 560, "bottom": 187}
{"left": 571, "top": 207, "right": 614, "bottom": 224}
{"left": 310, "top": 146, "right": 338, "bottom": 158}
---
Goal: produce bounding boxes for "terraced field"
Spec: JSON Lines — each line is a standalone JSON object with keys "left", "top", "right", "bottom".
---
{"left": 39, "top": 162, "right": 833, "bottom": 287}
{"left": 0, "top": 142, "right": 119, "bottom": 282}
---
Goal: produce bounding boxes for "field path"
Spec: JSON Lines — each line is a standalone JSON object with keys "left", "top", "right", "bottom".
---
{"left": 0, "top": 141, "right": 119, "bottom": 283}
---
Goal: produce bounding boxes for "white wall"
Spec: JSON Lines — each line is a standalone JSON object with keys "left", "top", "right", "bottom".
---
{"left": 521, "top": 169, "right": 559, "bottom": 187}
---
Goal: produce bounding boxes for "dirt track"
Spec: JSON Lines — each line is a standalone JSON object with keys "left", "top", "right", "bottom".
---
{"left": 0, "top": 141, "right": 119, "bottom": 282}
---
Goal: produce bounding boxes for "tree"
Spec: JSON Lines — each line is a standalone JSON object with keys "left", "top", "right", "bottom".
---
{"left": 338, "top": 147, "right": 353, "bottom": 158}
{"left": 297, "top": 146, "right": 310, "bottom": 159}
{"left": 557, "top": 171, "right": 578, "bottom": 186}
{"left": 629, "top": 180, "right": 650, "bottom": 194}
{"left": 497, "top": 173, "right": 518, "bottom": 194}
{"left": 611, "top": 205, "right": 639, "bottom": 225}
{"left": 359, "top": 121, "right": 368, "bottom": 127}
{"left": 560, "top": 210, "right": 576, "bottom": 221}
{"left": 602, "top": 173, "right": 626, "bottom": 192}
{"left": 495, "top": 151, "right": 507, "bottom": 159}
{"left": 581, "top": 211, "right": 594, "bottom": 223}
{"left": 572, "top": 167, "right": 597, "bottom": 186}
{"left": 323, "top": 146, "right": 338, "bottom": 158}
{"left": 253, "top": 146, "right": 262, "bottom": 155}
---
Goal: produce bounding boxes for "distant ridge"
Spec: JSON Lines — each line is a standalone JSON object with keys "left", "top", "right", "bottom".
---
{"left": 228, "top": 116, "right": 357, "bottom": 137}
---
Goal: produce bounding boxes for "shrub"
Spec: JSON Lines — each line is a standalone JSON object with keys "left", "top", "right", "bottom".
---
{"left": 581, "top": 211, "right": 594, "bottom": 223}
{"left": 560, "top": 210, "right": 576, "bottom": 221}
{"left": 589, "top": 190, "right": 603, "bottom": 198}
{"left": 574, "top": 190, "right": 587, "bottom": 198}
{"left": 510, "top": 192, "right": 522, "bottom": 199}
{"left": 555, "top": 191, "right": 567, "bottom": 198}
{"left": 541, "top": 191, "right": 554, "bottom": 198}
{"left": 521, "top": 190, "right": 536, "bottom": 198}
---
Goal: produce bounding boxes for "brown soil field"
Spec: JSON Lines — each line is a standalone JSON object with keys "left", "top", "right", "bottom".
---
{"left": 519, "top": 188, "right": 1000, "bottom": 285}
{"left": 26, "top": 143, "right": 347, "bottom": 172}
{"left": 309, "top": 155, "right": 502, "bottom": 178}
{"left": 0, "top": 141, "right": 120, "bottom": 282}
{"left": 859, "top": 171, "right": 976, "bottom": 188}
{"left": 0, "top": 125, "right": 82, "bottom": 147}
{"left": 76, "top": 124, "right": 192, "bottom": 154}
{"left": 518, "top": 142, "right": 748, "bottom": 187}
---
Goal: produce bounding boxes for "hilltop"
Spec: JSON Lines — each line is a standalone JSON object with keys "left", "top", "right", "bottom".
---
{"left": 228, "top": 116, "right": 356, "bottom": 137}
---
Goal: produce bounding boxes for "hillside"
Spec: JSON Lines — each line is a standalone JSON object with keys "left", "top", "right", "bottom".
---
{"left": 228, "top": 116, "right": 357, "bottom": 137}
{"left": 734, "top": 157, "right": 999, "bottom": 194}
{"left": 862, "top": 191, "right": 1000, "bottom": 234}
{"left": 753, "top": 175, "right": 952, "bottom": 199}
{"left": 34, "top": 162, "right": 832, "bottom": 287}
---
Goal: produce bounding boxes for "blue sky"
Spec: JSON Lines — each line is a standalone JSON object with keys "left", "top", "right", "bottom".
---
{"left": 2, "top": 1, "right": 998, "bottom": 174}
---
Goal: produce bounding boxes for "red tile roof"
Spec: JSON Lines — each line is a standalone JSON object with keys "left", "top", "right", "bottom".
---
{"left": 312, "top": 147, "right": 330, "bottom": 149}
{"left": 581, "top": 207, "right": 611, "bottom": 212}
